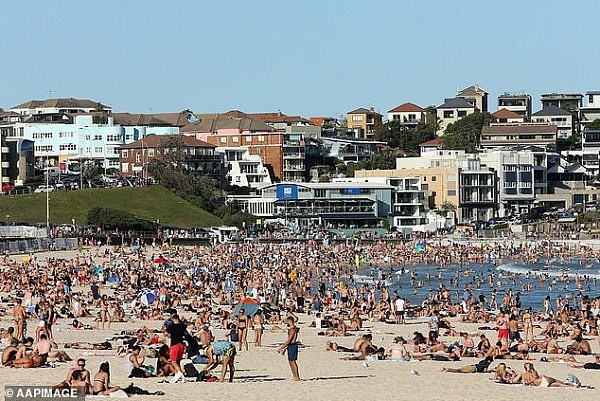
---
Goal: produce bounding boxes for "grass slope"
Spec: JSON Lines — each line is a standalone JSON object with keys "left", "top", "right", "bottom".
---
{"left": 0, "top": 185, "right": 222, "bottom": 228}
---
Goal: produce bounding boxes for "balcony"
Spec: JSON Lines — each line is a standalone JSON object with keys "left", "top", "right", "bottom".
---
{"left": 283, "top": 153, "right": 304, "bottom": 159}
{"left": 1, "top": 147, "right": 8, "bottom": 153}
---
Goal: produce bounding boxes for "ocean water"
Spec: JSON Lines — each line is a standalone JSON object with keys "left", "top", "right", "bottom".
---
{"left": 357, "top": 259, "right": 600, "bottom": 312}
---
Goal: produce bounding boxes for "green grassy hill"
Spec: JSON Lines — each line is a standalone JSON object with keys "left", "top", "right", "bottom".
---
{"left": 0, "top": 185, "right": 222, "bottom": 228}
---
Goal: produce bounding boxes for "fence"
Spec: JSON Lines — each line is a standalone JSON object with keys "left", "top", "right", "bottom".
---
{"left": 0, "top": 226, "right": 49, "bottom": 238}
{"left": 0, "top": 238, "right": 78, "bottom": 253}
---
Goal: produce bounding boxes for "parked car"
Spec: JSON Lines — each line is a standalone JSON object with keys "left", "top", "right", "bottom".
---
{"left": 9, "top": 185, "right": 32, "bottom": 195}
{"left": 34, "top": 185, "right": 55, "bottom": 193}
{"left": 2, "top": 183, "right": 14, "bottom": 192}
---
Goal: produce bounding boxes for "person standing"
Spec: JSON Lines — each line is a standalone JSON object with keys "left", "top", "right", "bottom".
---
{"left": 394, "top": 296, "right": 405, "bottom": 324}
{"left": 278, "top": 317, "right": 300, "bottom": 381}
{"left": 12, "top": 299, "right": 26, "bottom": 342}
{"left": 164, "top": 314, "right": 186, "bottom": 382}
{"left": 237, "top": 309, "right": 249, "bottom": 351}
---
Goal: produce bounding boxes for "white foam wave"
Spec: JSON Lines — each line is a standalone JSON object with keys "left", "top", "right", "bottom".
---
{"left": 496, "top": 262, "right": 600, "bottom": 279}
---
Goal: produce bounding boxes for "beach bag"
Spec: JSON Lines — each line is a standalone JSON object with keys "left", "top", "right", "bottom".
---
{"left": 565, "top": 374, "right": 580, "bottom": 387}
{"left": 183, "top": 362, "right": 200, "bottom": 379}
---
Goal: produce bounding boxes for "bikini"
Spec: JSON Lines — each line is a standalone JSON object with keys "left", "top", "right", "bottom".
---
{"left": 93, "top": 379, "right": 105, "bottom": 395}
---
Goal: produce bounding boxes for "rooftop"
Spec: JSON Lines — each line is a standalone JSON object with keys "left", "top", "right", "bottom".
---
{"left": 118, "top": 134, "right": 215, "bottom": 150}
{"left": 437, "top": 97, "right": 475, "bottom": 109}
{"left": 388, "top": 102, "right": 425, "bottom": 113}
{"left": 493, "top": 108, "right": 524, "bottom": 120}
{"left": 11, "top": 98, "right": 110, "bottom": 110}
{"left": 531, "top": 105, "right": 572, "bottom": 117}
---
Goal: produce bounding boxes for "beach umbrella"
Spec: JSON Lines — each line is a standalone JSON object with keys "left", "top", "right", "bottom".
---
{"left": 139, "top": 289, "right": 156, "bottom": 306}
{"left": 233, "top": 297, "right": 261, "bottom": 317}
{"left": 153, "top": 257, "right": 167, "bottom": 264}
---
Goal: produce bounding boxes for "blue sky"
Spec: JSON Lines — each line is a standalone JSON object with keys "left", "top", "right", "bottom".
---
{"left": 1, "top": 0, "right": 599, "bottom": 119}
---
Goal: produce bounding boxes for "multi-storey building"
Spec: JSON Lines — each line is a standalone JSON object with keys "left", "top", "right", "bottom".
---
{"left": 457, "top": 85, "right": 488, "bottom": 113}
{"left": 436, "top": 98, "right": 476, "bottom": 135}
{"left": 117, "top": 135, "right": 222, "bottom": 183}
{"left": 480, "top": 123, "right": 557, "bottom": 149}
{"left": 10, "top": 98, "right": 111, "bottom": 116}
{"left": 227, "top": 179, "right": 431, "bottom": 232}
{"left": 580, "top": 91, "right": 600, "bottom": 131}
{"left": 386, "top": 102, "right": 426, "bottom": 125}
{"left": 497, "top": 93, "right": 532, "bottom": 119}
{"left": 531, "top": 106, "right": 574, "bottom": 138}
{"left": 7, "top": 114, "right": 178, "bottom": 172}
{"left": 347, "top": 107, "right": 382, "bottom": 139}
{"left": 216, "top": 147, "right": 272, "bottom": 188}
{"left": 355, "top": 150, "right": 497, "bottom": 224}
{"left": 540, "top": 93, "right": 583, "bottom": 111}
{"left": 479, "top": 150, "right": 540, "bottom": 217}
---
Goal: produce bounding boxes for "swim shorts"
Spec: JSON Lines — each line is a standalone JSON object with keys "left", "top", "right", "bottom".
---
{"left": 498, "top": 329, "right": 509, "bottom": 339}
{"left": 170, "top": 343, "right": 185, "bottom": 363}
{"left": 287, "top": 343, "right": 299, "bottom": 361}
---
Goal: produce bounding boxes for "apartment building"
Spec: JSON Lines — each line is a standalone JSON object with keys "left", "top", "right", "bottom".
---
{"left": 540, "top": 93, "right": 583, "bottom": 111}
{"left": 531, "top": 106, "right": 573, "bottom": 138}
{"left": 480, "top": 123, "right": 557, "bottom": 149}
{"left": 457, "top": 85, "right": 488, "bottom": 113}
{"left": 436, "top": 98, "right": 476, "bottom": 135}
{"left": 479, "top": 150, "right": 540, "bottom": 217}
{"left": 347, "top": 107, "right": 383, "bottom": 139}
{"left": 216, "top": 147, "right": 272, "bottom": 188}
{"left": 117, "top": 135, "right": 222, "bottom": 183}
{"left": 10, "top": 98, "right": 111, "bottom": 116}
{"left": 497, "top": 93, "right": 531, "bottom": 118}
{"left": 580, "top": 91, "right": 600, "bottom": 131}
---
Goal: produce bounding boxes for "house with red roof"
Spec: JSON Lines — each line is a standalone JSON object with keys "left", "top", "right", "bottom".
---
{"left": 492, "top": 108, "right": 525, "bottom": 124}
{"left": 419, "top": 137, "right": 442, "bottom": 154}
{"left": 387, "top": 102, "right": 425, "bottom": 125}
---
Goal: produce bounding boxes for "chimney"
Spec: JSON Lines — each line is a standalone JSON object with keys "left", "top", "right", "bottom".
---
{"left": 370, "top": 107, "right": 375, "bottom": 112}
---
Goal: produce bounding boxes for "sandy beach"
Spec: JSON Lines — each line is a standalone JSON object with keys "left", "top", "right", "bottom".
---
{"left": 0, "top": 248, "right": 598, "bottom": 401}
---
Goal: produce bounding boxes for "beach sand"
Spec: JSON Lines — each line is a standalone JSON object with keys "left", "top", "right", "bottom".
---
{"left": 1, "top": 250, "right": 598, "bottom": 401}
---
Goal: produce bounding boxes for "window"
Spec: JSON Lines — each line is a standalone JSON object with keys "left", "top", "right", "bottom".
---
{"left": 220, "top": 137, "right": 226, "bottom": 143}
{"left": 232, "top": 136, "right": 239, "bottom": 143}
{"left": 59, "top": 144, "right": 77, "bottom": 151}
{"left": 447, "top": 190, "right": 456, "bottom": 196}
{"left": 258, "top": 135, "right": 265, "bottom": 142}
{"left": 447, "top": 174, "right": 456, "bottom": 181}
{"left": 121, "top": 163, "right": 129, "bottom": 172}
{"left": 458, "top": 110, "right": 467, "bottom": 118}
{"left": 245, "top": 136, "right": 252, "bottom": 142}
{"left": 148, "top": 149, "right": 155, "bottom": 157}
{"left": 352, "top": 115, "right": 363, "bottom": 121}
{"left": 136, "top": 154, "right": 141, "bottom": 163}
{"left": 423, "top": 176, "right": 427, "bottom": 181}
{"left": 443, "top": 110, "right": 454, "bottom": 119}
{"left": 94, "top": 135, "right": 102, "bottom": 140}
{"left": 122, "top": 150, "right": 128, "bottom": 158}
{"left": 431, "top": 191, "right": 436, "bottom": 196}
{"left": 432, "top": 176, "right": 437, "bottom": 181}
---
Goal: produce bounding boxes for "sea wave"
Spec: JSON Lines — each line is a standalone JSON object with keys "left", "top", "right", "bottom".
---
{"left": 496, "top": 262, "right": 600, "bottom": 279}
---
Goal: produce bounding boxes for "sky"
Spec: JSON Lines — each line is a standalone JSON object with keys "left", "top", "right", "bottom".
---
{"left": 1, "top": 0, "right": 599, "bottom": 119}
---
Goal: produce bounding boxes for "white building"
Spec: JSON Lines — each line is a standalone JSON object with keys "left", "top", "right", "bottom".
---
{"left": 216, "top": 147, "right": 272, "bottom": 188}
{"left": 531, "top": 106, "right": 573, "bottom": 138}
{"left": 10, "top": 98, "right": 111, "bottom": 116}
{"left": 7, "top": 114, "right": 178, "bottom": 171}
{"left": 580, "top": 91, "right": 600, "bottom": 131}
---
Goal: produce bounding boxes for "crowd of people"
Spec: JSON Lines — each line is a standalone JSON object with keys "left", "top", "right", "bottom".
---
{"left": 0, "top": 238, "right": 598, "bottom": 392}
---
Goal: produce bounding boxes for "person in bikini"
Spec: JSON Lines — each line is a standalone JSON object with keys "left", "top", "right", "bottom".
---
{"left": 12, "top": 299, "right": 26, "bottom": 342}
{"left": 237, "top": 309, "right": 249, "bottom": 351}
{"left": 92, "top": 362, "right": 120, "bottom": 395}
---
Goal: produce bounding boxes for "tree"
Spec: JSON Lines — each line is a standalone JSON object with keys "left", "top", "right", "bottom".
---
{"left": 374, "top": 121, "right": 436, "bottom": 155}
{"left": 146, "top": 137, "right": 220, "bottom": 211}
{"left": 440, "top": 111, "right": 492, "bottom": 153}
{"left": 586, "top": 119, "right": 600, "bottom": 130}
